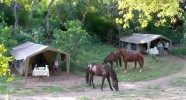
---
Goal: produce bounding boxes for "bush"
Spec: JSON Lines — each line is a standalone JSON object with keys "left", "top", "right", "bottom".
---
{"left": 16, "top": 26, "right": 48, "bottom": 45}
{"left": 0, "top": 44, "right": 12, "bottom": 77}
{"left": 0, "top": 22, "right": 17, "bottom": 56}
{"left": 171, "top": 44, "right": 186, "bottom": 56}
{"left": 53, "top": 20, "right": 90, "bottom": 62}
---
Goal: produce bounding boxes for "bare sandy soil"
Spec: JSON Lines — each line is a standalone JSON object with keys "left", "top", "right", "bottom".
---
{"left": 1, "top": 55, "right": 186, "bottom": 100}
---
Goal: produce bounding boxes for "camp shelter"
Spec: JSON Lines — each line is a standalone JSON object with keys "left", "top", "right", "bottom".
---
{"left": 11, "top": 42, "right": 70, "bottom": 82}
{"left": 119, "top": 33, "right": 172, "bottom": 54}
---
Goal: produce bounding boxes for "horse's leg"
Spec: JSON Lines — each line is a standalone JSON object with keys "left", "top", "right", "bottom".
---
{"left": 116, "top": 60, "right": 118, "bottom": 70}
{"left": 91, "top": 75, "right": 95, "bottom": 88}
{"left": 119, "top": 56, "right": 122, "bottom": 69}
{"left": 110, "top": 62, "right": 113, "bottom": 68}
{"left": 107, "top": 77, "right": 113, "bottom": 91}
{"left": 137, "top": 60, "right": 143, "bottom": 72}
{"left": 89, "top": 74, "right": 92, "bottom": 86}
{"left": 124, "top": 62, "right": 128, "bottom": 73}
{"left": 134, "top": 61, "right": 137, "bottom": 70}
{"left": 101, "top": 76, "right": 105, "bottom": 91}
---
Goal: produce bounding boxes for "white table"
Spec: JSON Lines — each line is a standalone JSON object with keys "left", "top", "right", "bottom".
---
{"left": 32, "top": 65, "right": 49, "bottom": 80}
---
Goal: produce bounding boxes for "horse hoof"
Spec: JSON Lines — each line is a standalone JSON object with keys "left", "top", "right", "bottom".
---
{"left": 124, "top": 70, "right": 127, "bottom": 73}
{"left": 140, "top": 69, "right": 142, "bottom": 72}
{"left": 115, "top": 68, "right": 118, "bottom": 70}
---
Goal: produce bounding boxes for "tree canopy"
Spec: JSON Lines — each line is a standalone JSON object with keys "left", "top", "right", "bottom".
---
{"left": 116, "top": 0, "right": 183, "bottom": 28}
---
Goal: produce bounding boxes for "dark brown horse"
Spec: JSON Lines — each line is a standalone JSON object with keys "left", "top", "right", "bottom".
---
{"left": 86, "top": 63, "right": 119, "bottom": 91}
{"left": 102, "top": 52, "right": 122, "bottom": 69}
{"left": 115, "top": 48, "right": 144, "bottom": 73}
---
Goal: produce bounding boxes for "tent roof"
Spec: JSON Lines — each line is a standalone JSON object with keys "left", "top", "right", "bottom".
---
{"left": 120, "top": 33, "right": 171, "bottom": 44}
{"left": 11, "top": 42, "right": 68, "bottom": 60}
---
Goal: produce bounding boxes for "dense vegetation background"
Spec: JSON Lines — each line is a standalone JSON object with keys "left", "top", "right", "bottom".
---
{"left": 1, "top": 0, "right": 186, "bottom": 73}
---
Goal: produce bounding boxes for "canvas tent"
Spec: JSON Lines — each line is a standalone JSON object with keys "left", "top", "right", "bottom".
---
{"left": 11, "top": 42, "right": 70, "bottom": 82}
{"left": 119, "top": 33, "right": 172, "bottom": 54}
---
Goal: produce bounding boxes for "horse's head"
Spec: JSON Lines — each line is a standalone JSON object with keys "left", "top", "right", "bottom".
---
{"left": 113, "top": 78, "right": 119, "bottom": 91}
{"left": 115, "top": 48, "right": 127, "bottom": 56}
{"left": 114, "top": 48, "right": 122, "bottom": 55}
{"left": 103, "top": 58, "right": 108, "bottom": 65}
{"left": 110, "top": 67, "right": 119, "bottom": 91}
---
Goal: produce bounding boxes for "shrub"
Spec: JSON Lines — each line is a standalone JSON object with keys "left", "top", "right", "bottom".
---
{"left": 53, "top": 20, "right": 90, "bottom": 62}
{"left": 0, "top": 22, "right": 17, "bottom": 56}
{"left": 0, "top": 44, "right": 12, "bottom": 77}
{"left": 171, "top": 44, "right": 186, "bottom": 56}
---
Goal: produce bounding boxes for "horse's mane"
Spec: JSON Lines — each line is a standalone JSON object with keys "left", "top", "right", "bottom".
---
{"left": 104, "top": 52, "right": 114, "bottom": 62}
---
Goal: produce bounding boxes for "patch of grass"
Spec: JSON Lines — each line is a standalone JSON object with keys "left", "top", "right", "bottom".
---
{"left": 170, "top": 77, "right": 186, "bottom": 87}
{"left": 0, "top": 85, "right": 14, "bottom": 94}
{"left": 147, "top": 85, "right": 161, "bottom": 90}
{"left": 117, "top": 57, "right": 183, "bottom": 82}
{"left": 77, "top": 96, "right": 89, "bottom": 100}
{"left": 172, "top": 44, "right": 186, "bottom": 56}
{"left": 72, "top": 44, "right": 184, "bottom": 82}
{"left": 0, "top": 81, "right": 36, "bottom": 95}
{"left": 42, "top": 86, "right": 66, "bottom": 94}
{"left": 99, "top": 90, "right": 140, "bottom": 99}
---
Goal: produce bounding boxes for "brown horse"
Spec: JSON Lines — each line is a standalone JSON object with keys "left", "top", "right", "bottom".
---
{"left": 86, "top": 63, "right": 119, "bottom": 91}
{"left": 102, "top": 52, "right": 122, "bottom": 69}
{"left": 115, "top": 48, "right": 144, "bottom": 73}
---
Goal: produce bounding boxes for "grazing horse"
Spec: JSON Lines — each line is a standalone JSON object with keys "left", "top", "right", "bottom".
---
{"left": 86, "top": 63, "right": 119, "bottom": 91}
{"left": 115, "top": 48, "right": 144, "bottom": 73}
{"left": 102, "top": 52, "right": 122, "bottom": 69}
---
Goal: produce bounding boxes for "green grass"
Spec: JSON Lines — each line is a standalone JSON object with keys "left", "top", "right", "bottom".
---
{"left": 171, "top": 44, "right": 186, "bottom": 56}
{"left": 0, "top": 43, "right": 185, "bottom": 95}
{"left": 170, "top": 77, "right": 186, "bottom": 87}
{"left": 77, "top": 96, "right": 89, "bottom": 100}
{"left": 117, "top": 57, "right": 183, "bottom": 82}
{"left": 42, "top": 86, "right": 67, "bottom": 94}
{"left": 71, "top": 43, "right": 116, "bottom": 75}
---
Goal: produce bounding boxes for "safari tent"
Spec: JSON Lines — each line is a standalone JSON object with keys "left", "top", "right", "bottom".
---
{"left": 119, "top": 33, "right": 172, "bottom": 54}
{"left": 11, "top": 42, "right": 70, "bottom": 82}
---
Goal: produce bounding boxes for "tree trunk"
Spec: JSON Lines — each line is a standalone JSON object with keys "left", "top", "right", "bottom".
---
{"left": 45, "top": 0, "right": 55, "bottom": 41}
{"left": 13, "top": 0, "right": 18, "bottom": 40}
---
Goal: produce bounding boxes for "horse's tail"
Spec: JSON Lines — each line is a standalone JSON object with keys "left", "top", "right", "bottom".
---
{"left": 86, "top": 67, "right": 90, "bottom": 84}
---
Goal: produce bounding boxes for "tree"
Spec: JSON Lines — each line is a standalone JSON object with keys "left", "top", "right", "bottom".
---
{"left": 53, "top": 20, "right": 90, "bottom": 62}
{"left": 0, "top": 44, "right": 12, "bottom": 77}
{"left": 45, "top": 0, "right": 55, "bottom": 42}
{"left": 116, "top": 0, "right": 183, "bottom": 29}
{"left": 0, "top": 22, "right": 17, "bottom": 56}
{"left": 1, "top": 0, "right": 32, "bottom": 40}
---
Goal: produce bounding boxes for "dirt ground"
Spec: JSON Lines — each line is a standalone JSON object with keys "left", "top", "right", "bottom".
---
{"left": 1, "top": 55, "right": 186, "bottom": 100}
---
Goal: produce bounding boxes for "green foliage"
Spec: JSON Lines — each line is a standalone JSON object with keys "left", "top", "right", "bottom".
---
{"left": 53, "top": 20, "right": 90, "bottom": 62}
{"left": 116, "top": 0, "right": 183, "bottom": 28}
{"left": 171, "top": 44, "right": 186, "bottom": 56}
{"left": 16, "top": 26, "right": 50, "bottom": 45}
{"left": 0, "top": 3, "right": 14, "bottom": 25}
{"left": 84, "top": 12, "right": 118, "bottom": 42}
{"left": 70, "top": 43, "right": 116, "bottom": 73}
{"left": 145, "top": 21, "right": 183, "bottom": 44}
{"left": 0, "top": 44, "right": 12, "bottom": 77}
{"left": 0, "top": 22, "right": 17, "bottom": 55}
